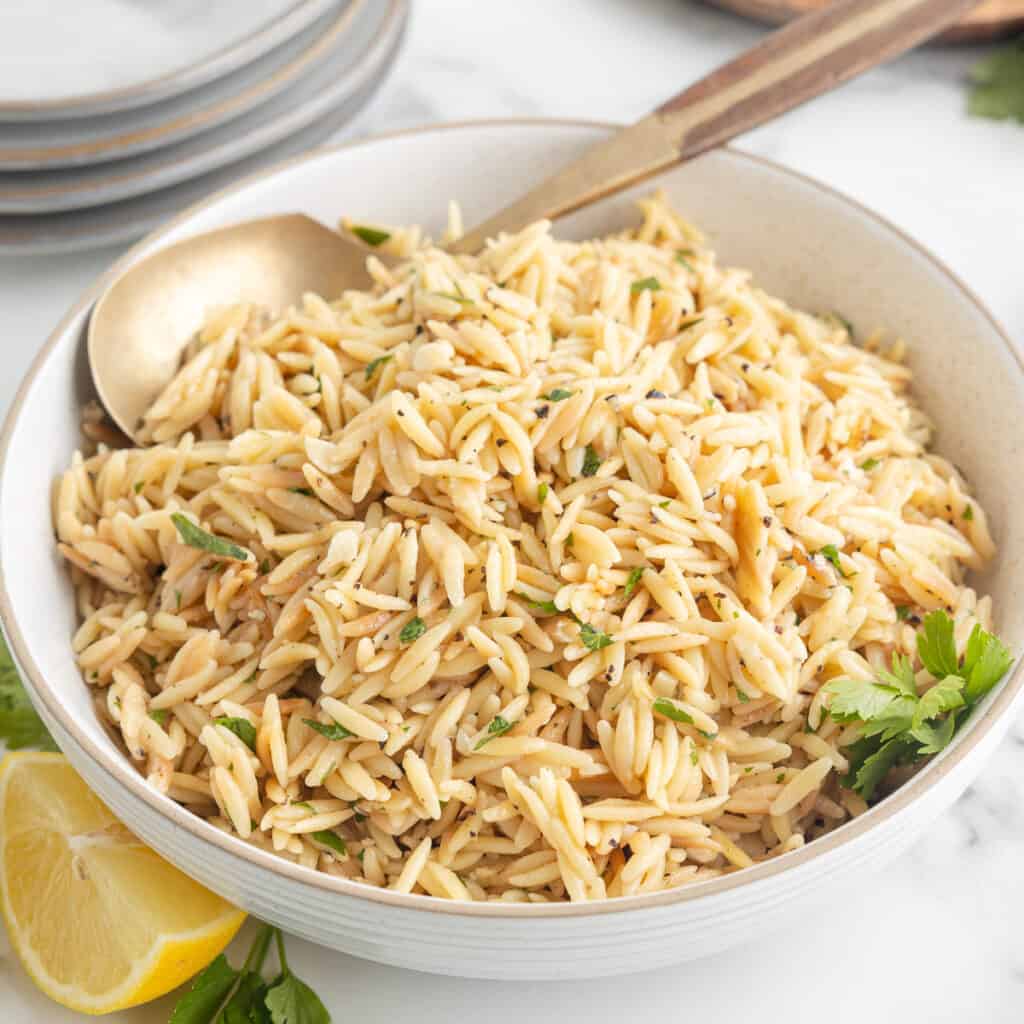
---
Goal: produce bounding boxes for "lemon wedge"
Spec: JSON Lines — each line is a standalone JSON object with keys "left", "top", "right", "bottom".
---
{"left": 0, "top": 752, "right": 246, "bottom": 1015}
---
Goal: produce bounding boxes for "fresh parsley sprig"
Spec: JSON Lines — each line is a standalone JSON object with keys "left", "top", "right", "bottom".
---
{"left": 824, "top": 611, "right": 1012, "bottom": 800}
{"left": 170, "top": 924, "right": 330, "bottom": 1024}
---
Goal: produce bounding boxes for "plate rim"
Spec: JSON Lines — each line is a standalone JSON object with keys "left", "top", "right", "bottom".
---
{"left": 0, "top": 1, "right": 365, "bottom": 171}
{"left": 0, "top": 0, "right": 340, "bottom": 121}
{"left": 0, "top": 0, "right": 406, "bottom": 214}
{"left": 1, "top": 117, "right": 1021, "bottom": 920}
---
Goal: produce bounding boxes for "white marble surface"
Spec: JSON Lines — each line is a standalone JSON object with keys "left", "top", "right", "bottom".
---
{"left": 2, "top": 1, "right": 1024, "bottom": 1020}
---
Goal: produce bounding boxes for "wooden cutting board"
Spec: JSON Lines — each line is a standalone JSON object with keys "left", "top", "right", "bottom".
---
{"left": 705, "top": 0, "right": 1024, "bottom": 42}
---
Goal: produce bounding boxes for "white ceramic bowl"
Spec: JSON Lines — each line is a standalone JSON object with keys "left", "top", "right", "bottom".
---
{"left": 2, "top": 121, "right": 1022, "bottom": 980}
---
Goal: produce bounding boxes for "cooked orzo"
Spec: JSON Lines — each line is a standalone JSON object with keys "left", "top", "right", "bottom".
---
{"left": 55, "top": 194, "right": 999, "bottom": 902}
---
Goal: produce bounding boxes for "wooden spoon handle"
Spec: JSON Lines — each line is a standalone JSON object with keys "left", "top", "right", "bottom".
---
{"left": 452, "top": 0, "right": 980, "bottom": 253}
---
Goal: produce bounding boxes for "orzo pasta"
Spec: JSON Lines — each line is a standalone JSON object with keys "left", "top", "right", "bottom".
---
{"left": 55, "top": 194, "right": 997, "bottom": 902}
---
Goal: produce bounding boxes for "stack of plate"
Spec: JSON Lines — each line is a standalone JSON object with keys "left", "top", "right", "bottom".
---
{"left": 0, "top": 0, "right": 408, "bottom": 254}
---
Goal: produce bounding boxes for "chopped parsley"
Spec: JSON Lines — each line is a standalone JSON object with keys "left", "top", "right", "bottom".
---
{"left": 827, "top": 311, "right": 855, "bottom": 337}
{"left": 475, "top": 714, "right": 514, "bottom": 749}
{"left": 303, "top": 718, "right": 354, "bottom": 741}
{"left": 579, "top": 622, "right": 614, "bottom": 651}
{"left": 675, "top": 251, "right": 695, "bottom": 271}
{"left": 895, "top": 605, "right": 913, "bottom": 622}
{"left": 581, "top": 444, "right": 601, "bottom": 477}
{"left": 736, "top": 689, "right": 750, "bottom": 704}
{"left": 213, "top": 716, "right": 257, "bottom": 751}
{"left": 399, "top": 617, "right": 427, "bottom": 644}
{"left": 365, "top": 354, "right": 393, "bottom": 380}
{"left": 350, "top": 225, "right": 390, "bottom": 246}
{"left": 171, "top": 513, "right": 251, "bottom": 562}
{"left": 149, "top": 708, "right": 170, "bottom": 726}
{"left": 133, "top": 481, "right": 144, "bottom": 494}
{"left": 652, "top": 697, "right": 694, "bottom": 725}
{"left": 860, "top": 458, "right": 880, "bottom": 472}
{"left": 311, "top": 830, "right": 348, "bottom": 857}
{"left": 631, "top": 277, "right": 661, "bottom": 294}
{"left": 541, "top": 388, "right": 574, "bottom": 402}
{"left": 816, "top": 544, "right": 850, "bottom": 578}
{"left": 963, "top": 504, "right": 974, "bottom": 521}
{"left": 515, "top": 593, "right": 559, "bottom": 615}
{"left": 288, "top": 487, "right": 314, "bottom": 497}
{"left": 537, "top": 482, "right": 549, "bottom": 504}
{"left": 824, "top": 610, "right": 1012, "bottom": 799}
{"left": 622, "top": 567, "right": 645, "bottom": 601}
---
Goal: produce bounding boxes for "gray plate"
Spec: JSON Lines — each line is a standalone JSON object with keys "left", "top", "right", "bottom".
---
{"left": 0, "top": 20, "right": 404, "bottom": 257}
{"left": 0, "top": 0, "right": 406, "bottom": 214}
{"left": 0, "top": 0, "right": 341, "bottom": 121}
{"left": 0, "top": 2, "right": 360, "bottom": 171}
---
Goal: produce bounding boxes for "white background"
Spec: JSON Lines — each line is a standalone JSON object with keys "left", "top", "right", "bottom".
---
{"left": 2, "top": 1, "right": 1024, "bottom": 1021}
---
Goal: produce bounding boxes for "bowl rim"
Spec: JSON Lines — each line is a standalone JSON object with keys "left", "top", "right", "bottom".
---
{"left": 2, "top": 117, "right": 1021, "bottom": 920}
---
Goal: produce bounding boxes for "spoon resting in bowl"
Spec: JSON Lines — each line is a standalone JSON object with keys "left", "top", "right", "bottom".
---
{"left": 89, "top": 0, "right": 980, "bottom": 444}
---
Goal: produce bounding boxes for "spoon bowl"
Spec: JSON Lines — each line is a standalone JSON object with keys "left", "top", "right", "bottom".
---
{"left": 87, "top": 0, "right": 978, "bottom": 442}
{"left": 87, "top": 214, "right": 374, "bottom": 442}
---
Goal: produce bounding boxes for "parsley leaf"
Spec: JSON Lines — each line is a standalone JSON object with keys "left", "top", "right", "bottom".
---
{"left": 219, "top": 970, "right": 270, "bottom": 1024}
{"left": 963, "top": 503, "right": 975, "bottom": 521}
{"left": 350, "top": 225, "right": 390, "bottom": 246}
{"left": 214, "top": 716, "right": 257, "bottom": 751}
{"left": 860, "top": 458, "right": 880, "bottom": 471}
{"left": 816, "top": 544, "right": 849, "bottom": 578}
{"left": 149, "top": 708, "right": 170, "bottom": 727}
{"left": 265, "top": 931, "right": 331, "bottom": 1024}
{"left": 895, "top": 605, "right": 913, "bottom": 622}
{"left": 169, "top": 953, "right": 239, "bottom": 1024}
{"left": 475, "top": 714, "right": 513, "bottom": 749}
{"left": 631, "top": 277, "right": 661, "bottom": 294}
{"left": 916, "top": 610, "right": 959, "bottom": 680}
{"left": 825, "top": 677, "right": 902, "bottom": 722}
{"left": 826, "top": 311, "right": 855, "bottom": 338}
{"left": 968, "top": 39, "right": 1024, "bottom": 123}
{"left": 171, "top": 513, "right": 251, "bottom": 562}
{"left": 303, "top": 718, "right": 353, "bottom": 741}
{"left": 848, "top": 736, "right": 913, "bottom": 800}
{"left": 675, "top": 251, "right": 695, "bottom": 271}
{"left": 912, "top": 677, "right": 965, "bottom": 728}
{"left": 876, "top": 652, "right": 917, "bottom": 696}
{"left": 311, "top": 831, "right": 347, "bottom": 857}
{"left": 515, "top": 593, "right": 559, "bottom": 615}
{"left": 399, "top": 617, "right": 426, "bottom": 644}
{"left": 0, "top": 632, "right": 57, "bottom": 751}
{"left": 541, "top": 388, "right": 574, "bottom": 402}
{"left": 581, "top": 444, "right": 601, "bottom": 477}
{"left": 364, "top": 354, "right": 393, "bottom": 380}
{"left": 652, "top": 697, "right": 694, "bottom": 725}
{"left": 579, "top": 622, "right": 614, "bottom": 651}
{"left": 622, "top": 567, "right": 645, "bottom": 601}
{"left": 537, "top": 482, "right": 549, "bottom": 504}
{"left": 962, "top": 623, "right": 1013, "bottom": 703}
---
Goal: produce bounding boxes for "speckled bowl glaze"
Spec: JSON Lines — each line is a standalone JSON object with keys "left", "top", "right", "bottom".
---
{"left": 1, "top": 121, "right": 1021, "bottom": 980}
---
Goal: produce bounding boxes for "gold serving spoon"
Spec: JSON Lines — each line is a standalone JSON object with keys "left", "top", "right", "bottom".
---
{"left": 90, "top": 0, "right": 979, "bottom": 443}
